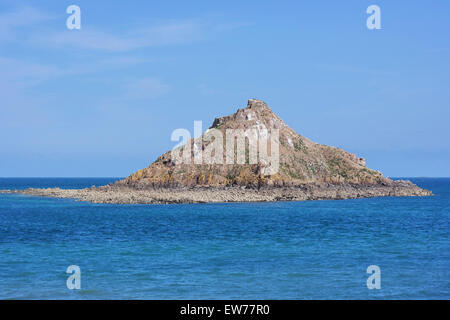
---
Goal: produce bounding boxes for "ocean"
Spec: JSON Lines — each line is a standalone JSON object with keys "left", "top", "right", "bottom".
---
{"left": 0, "top": 178, "right": 448, "bottom": 299}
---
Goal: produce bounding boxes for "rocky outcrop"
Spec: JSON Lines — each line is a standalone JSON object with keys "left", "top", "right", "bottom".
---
{"left": 0, "top": 180, "right": 431, "bottom": 204}
{"left": 116, "top": 99, "right": 413, "bottom": 189}
{"left": 0, "top": 181, "right": 431, "bottom": 204}
{"left": 1, "top": 99, "right": 432, "bottom": 204}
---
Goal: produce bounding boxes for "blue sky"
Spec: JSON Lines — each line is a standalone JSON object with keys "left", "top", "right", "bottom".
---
{"left": 1, "top": 0, "right": 449, "bottom": 177}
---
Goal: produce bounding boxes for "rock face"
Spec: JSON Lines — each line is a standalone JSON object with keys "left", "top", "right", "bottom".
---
{"left": 1, "top": 99, "right": 432, "bottom": 204}
{"left": 116, "top": 99, "right": 396, "bottom": 189}
{"left": 0, "top": 180, "right": 431, "bottom": 204}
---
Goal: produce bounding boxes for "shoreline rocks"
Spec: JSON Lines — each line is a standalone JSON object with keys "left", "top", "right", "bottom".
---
{"left": 1, "top": 180, "right": 432, "bottom": 204}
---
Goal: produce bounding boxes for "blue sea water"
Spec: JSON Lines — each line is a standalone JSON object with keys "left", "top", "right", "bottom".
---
{"left": 0, "top": 177, "right": 448, "bottom": 300}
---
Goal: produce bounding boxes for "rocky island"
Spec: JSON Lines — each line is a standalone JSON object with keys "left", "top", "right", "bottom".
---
{"left": 1, "top": 99, "right": 432, "bottom": 204}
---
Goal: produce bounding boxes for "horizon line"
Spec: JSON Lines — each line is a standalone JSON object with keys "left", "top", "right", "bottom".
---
{"left": 0, "top": 176, "right": 449, "bottom": 179}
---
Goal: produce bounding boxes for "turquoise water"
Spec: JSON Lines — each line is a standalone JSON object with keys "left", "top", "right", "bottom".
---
{"left": 0, "top": 178, "right": 448, "bottom": 299}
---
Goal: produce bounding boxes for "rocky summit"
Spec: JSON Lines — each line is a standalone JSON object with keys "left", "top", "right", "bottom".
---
{"left": 2, "top": 99, "right": 432, "bottom": 204}
{"left": 117, "top": 99, "right": 408, "bottom": 188}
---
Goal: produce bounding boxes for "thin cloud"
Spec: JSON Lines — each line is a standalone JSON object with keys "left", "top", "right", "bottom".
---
{"left": 0, "top": 55, "right": 152, "bottom": 87}
{"left": 1, "top": 5, "right": 249, "bottom": 52}
{"left": 38, "top": 19, "right": 235, "bottom": 52}
{"left": 0, "top": 56, "right": 61, "bottom": 87}
{"left": 0, "top": 6, "right": 54, "bottom": 41}
{"left": 62, "top": 56, "right": 154, "bottom": 76}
